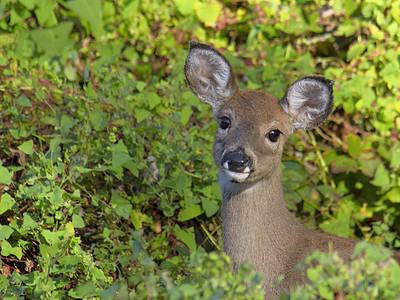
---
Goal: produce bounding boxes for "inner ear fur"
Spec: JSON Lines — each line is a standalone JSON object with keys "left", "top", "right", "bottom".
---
{"left": 184, "top": 41, "right": 238, "bottom": 108}
{"left": 280, "top": 76, "right": 334, "bottom": 129}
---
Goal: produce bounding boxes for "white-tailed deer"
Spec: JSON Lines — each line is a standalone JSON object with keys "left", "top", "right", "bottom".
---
{"left": 184, "top": 41, "right": 400, "bottom": 297}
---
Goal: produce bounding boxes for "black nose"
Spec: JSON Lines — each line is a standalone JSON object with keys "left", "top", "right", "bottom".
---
{"left": 222, "top": 148, "right": 252, "bottom": 173}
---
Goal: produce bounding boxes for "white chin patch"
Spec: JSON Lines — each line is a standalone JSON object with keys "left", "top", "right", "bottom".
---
{"left": 223, "top": 168, "right": 250, "bottom": 183}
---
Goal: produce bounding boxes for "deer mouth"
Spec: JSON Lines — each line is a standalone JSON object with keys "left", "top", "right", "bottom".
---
{"left": 222, "top": 163, "right": 251, "bottom": 183}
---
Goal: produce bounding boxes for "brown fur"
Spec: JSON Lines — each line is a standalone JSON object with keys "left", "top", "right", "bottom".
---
{"left": 184, "top": 42, "right": 400, "bottom": 298}
{"left": 217, "top": 91, "right": 362, "bottom": 296}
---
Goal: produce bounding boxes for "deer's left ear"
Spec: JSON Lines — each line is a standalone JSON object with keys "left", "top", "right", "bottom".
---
{"left": 280, "top": 76, "right": 334, "bottom": 129}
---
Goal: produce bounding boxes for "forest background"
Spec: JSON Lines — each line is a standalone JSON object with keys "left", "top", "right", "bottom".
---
{"left": 1, "top": 0, "right": 400, "bottom": 298}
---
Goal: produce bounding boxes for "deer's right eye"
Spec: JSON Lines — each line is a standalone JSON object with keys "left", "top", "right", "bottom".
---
{"left": 220, "top": 117, "right": 231, "bottom": 129}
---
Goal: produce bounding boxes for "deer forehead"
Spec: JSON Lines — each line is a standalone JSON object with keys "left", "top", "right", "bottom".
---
{"left": 217, "top": 90, "right": 291, "bottom": 132}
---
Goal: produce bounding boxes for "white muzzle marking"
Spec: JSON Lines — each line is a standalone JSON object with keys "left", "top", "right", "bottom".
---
{"left": 222, "top": 164, "right": 250, "bottom": 182}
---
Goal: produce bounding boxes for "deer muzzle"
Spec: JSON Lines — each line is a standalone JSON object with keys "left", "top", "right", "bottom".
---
{"left": 221, "top": 148, "right": 252, "bottom": 182}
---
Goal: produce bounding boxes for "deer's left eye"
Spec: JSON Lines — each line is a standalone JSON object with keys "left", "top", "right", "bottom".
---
{"left": 220, "top": 117, "right": 231, "bottom": 130}
{"left": 267, "top": 130, "right": 282, "bottom": 142}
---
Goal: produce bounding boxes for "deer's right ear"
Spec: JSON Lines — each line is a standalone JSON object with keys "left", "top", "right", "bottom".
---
{"left": 184, "top": 41, "right": 238, "bottom": 108}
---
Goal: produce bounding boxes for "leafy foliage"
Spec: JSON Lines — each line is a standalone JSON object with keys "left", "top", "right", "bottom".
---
{"left": 292, "top": 243, "right": 400, "bottom": 299}
{"left": 0, "top": 0, "right": 400, "bottom": 298}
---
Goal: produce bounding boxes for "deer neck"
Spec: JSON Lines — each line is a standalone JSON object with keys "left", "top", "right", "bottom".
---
{"left": 220, "top": 169, "right": 303, "bottom": 279}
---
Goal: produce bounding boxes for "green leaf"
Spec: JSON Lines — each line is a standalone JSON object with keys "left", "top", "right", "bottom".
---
{"left": 18, "top": 140, "right": 34, "bottom": 155}
{"left": 0, "top": 35, "right": 14, "bottom": 47}
{"left": 100, "top": 281, "right": 124, "bottom": 299}
{"left": 41, "top": 229, "right": 65, "bottom": 245}
{"left": 132, "top": 239, "right": 142, "bottom": 261}
{"left": 1, "top": 240, "right": 22, "bottom": 259}
{"left": 282, "top": 18, "right": 307, "bottom": 35}
{"left": 318, "top": 284, "right": 334, "bottom": 299}
{"left": 110, "top": 190, "right": 132, "bottom": 219}
{"left": 319, "top": 213, "right": 351, "bottom": 238}
{"left": 134, "top": 108, "right": 151, "bottom": 123}
{"left": 135, "top": 81, "right": 147, "bottom": 92}
{"left": 330, "top": 156, "right": 358, "bottom": 173}
{"left": 0, "top": 193, "right": 18, "bottom": 215}
{"left": 60, "top": 115, "right": 77, "bottom": 137}
{"left": 174, "top": 0, "right": 196, "bottom": 15}
{"left": 201, "top": 197, "right": 219, "bottom": 218}
{"left": 358, "top": 153, "right": 380, "bottom": 178}
{"left": 145, "top": 92, "right": 162, "bottom": 110}
{"left": 68, "top": 280, "right": 96, "bottom": 298}
{"left": 344, "top": 0, "right": 358, "bottom": 16}
{"left": 347, "top": 43, "right": 367, "bottom": 61}
{"left": 123, "top": 160, "right": 139, "bottom": 177}
{"left": 0, "top": 274, "right": 8, "bottom": 292}
{"left": 64, "top": 64, "right": 76, "bottom": 81}
{"left": 21, "top": 213, "right": 39, "bottom": 232}
{"left": 0, "top": 165, "right": 13, "bottom": 185}
{"left": 180, "top": 106, "right": 192, "bottom": 125}
{"left": 173, "top": 225, "right": 196, "bottom": 251}
{"left": 112, "top": 140, "right": 131, "bottom": 168}
{"left": 72, "top": 214, "right": 85, "bottom": 228}
{"left": 131, "top": 209, "right": 148, "bottom": 230}
{"left": 66, "top": 0, "right": 104, "bottom": 40}
{"left": 359, "top": 87, "right": 376, "bottom": 108}
{"left": 121, "top": 0, "right": 139, "bottom": 19}
{"left": 386, "top": 187, "right": 400, "bottom": 203}
{"left": 35, "top": 0, "right": 58, "bottom": 26}
{"left": 58, "top": 255, "right": 81, "bottom": 273}
{"left": 354, "top": 242, "right": 392, "bottom": 263}
{"left": 89, "top": 111, "right": 110, "bottom": 131}
{"left": 391, "top": 144, "right": 400, "bottom": 168}
{"left": 179, "top": 204, "right": 202, "bottom": 222}
{"left": 0, "top": 226, "right": 13, "bottom": 240}
{"left": 31, "top": 22, "right": 73, "bottom": 55}
{"left": 66, "top": 222, "right": 75, "bottom": 237}
{"left": 346, "top": 134, "right": 363, "bottom": 158}
{"left": 308, "top": 11, "right": 323, "bottom": 33}
{"left": 337, "top": 20, "right": 356, "bottom": 36}
{"left": 306, "top": 267, "right": 320, "bottom": 283}
{"left": 163, "top": 174, "right": 191, "bottom": 196}
{"left": 39, "top": 243, "right": 60, "bottom": 258}
{"left": 371, "top": 164, "right": 390, "bottom": 187}
{"left": 19, "top": 0, "right": 36, "bottom": 10}
{"left": 379, "top": 61, "right": 400, "bottom": 87}
{"left": 17, "top": 95, "right": 32, "bottom": 107}
{"left": 195, "top": 2, "right": 221, "bottom": 26}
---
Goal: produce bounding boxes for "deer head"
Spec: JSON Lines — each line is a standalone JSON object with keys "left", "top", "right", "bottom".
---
{"left": 184, "top": 41, "right": 334, "bottom": 185}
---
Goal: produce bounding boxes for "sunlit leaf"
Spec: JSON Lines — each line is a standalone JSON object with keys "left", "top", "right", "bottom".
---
{"left": 1, "top": 240, "right": 22, "bottom": 259}
{"left": 66, "top": 0, "right": 104, "bottom": 40}
{"left": 195, "top": 2, "right": 221, "bottom": 26}
{"left": 347, "top": 43, "right": 367, "bottom": 61}
{"left": 31, "top": 22, "right": 73, "bottom": 55}
{"left": 72, "top": 214, "right": 85, "bottom": 228}
{"left": 0, "top": 193, "right": 17, "bottom": 215}
{"left": 173, "top": 225, "right": 196, "bottom": 251}
{"left": 0, "top": 226, "right": 13, "bottom": 240}
{"left": 18, "top": 140, "right": 34, "bottom": 155}
{"left": 0, "top": 166, "right": 12, "bottom": 185}
{"left": 371, "top": 164, "right": 390, "bottom": 187}
{"left": 174, "top": 0, "right": 196, "bottom": 15}
{"left": 178, "top": 204, "right": 202, "bottom": 222}
{"left": 68, "top": 281, "right": 96, "bottom": 298}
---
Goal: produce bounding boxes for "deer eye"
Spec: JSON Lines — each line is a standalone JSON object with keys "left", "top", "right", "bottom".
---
{"left": 220, "top": 116, "right": 231, "bottom": 129}
{"left": 267, "top": 130, "right": 282, "bottom": 142}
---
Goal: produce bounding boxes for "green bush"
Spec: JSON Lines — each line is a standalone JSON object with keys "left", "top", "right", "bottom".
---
{"left": 291, "top": 242, "right": 400, "bottom": 299}
{"left": 0, "top": 0, "right": 399, "bottom": 298}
